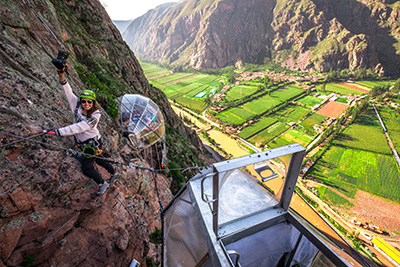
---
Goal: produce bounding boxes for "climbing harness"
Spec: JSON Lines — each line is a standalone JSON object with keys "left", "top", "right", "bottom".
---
{"left": 0, "top": 131, "right": 206, "bottom": 173}
{"left": 22, "top": 0, "right": 65, "bottom": 50}
{"left": 76, "top": 138, "right": 103, "bottom": 158}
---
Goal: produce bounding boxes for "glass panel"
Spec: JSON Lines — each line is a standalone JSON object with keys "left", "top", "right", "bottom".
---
{"left": 218, "top": 154, "right": 290, "bottom": 225}
{"left": 289, "top": 235, "right": 319, "bottom": 267}
{"left": 164, "top": 189, "right": 208, "bottom": 267}
{"left": 218, "top": 168, "right": 278, "bottom": 225}
{"left": 290, "top": 210, "right": 365, "bottom": 267}
{"left": 224, "top": 223, "right": 302, "bottom": 267}
{"left": 311, "top": 252, "right": 336, "bottom": 267}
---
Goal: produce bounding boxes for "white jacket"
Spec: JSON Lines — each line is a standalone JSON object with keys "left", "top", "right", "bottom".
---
{"left": 58, "top": 82, "right": 101, "bottom": 143}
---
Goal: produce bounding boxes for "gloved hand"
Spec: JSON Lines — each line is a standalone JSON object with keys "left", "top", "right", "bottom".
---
{"left": 57, "top": 64, "right": 69, "bottom": 74}
{"left": 52, "top": 50, "right": 69, "bottom": 73}
{"left": 43, "top": 129, "right": 60, "bottom": 136}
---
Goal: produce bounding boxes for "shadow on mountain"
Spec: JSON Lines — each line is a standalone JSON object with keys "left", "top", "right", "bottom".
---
{"left": 313, "top": 0, "right": 400, "bottom": 77}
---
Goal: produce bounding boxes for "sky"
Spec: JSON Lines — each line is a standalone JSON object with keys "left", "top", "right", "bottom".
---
{"left": 100, "top": 0, "right": 177, "bottom": 21}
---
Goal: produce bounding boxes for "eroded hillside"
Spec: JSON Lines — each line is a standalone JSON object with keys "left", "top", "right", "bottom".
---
{"left": 124, "top": 0, "right": 400, "bottom": 76}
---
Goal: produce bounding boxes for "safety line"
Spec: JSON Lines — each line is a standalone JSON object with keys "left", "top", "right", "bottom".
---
{"left": 22, "top": 0, "right": 65, "bottom": 49}
{"left": 39, "top": 211, "right": 80, "bottom": 244}
{"left": 0, "top": 131, "right": 208, "bottom": 173}
{"left": 0, "top": 132, "right": 45, "bottom": 149}
{"left": 150, "top": 146, "right": 163, "bottom": 211}
{"left": 0, "top": 171, "right": 38, "bottom": 198}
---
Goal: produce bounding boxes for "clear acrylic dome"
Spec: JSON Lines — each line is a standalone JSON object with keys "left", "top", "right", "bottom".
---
{"left": 118, "top": 94, "right": 165, "bottom": 149}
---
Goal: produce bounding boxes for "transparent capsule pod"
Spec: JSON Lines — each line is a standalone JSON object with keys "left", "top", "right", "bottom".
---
{"left": 163, "top": 144, "right": 369, "bottom": 267}
{"left": 118, "top": 94, "right": 165, "bottom": 149}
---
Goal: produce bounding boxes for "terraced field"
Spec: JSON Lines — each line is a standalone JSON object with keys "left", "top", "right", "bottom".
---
{"left": 316, "top": 83, "right": 367, "bottom": 96}
{"left": 300, "top": 112, "right": 328, "bottom": 136}
{"left": 296, "top": 95, "right": 323, "bottom": 107}
{"left": 307, "top": 106, "right": 400, "bottom": 202}
{"left": 379, "top": 106, "right": 400, "bottom": 153}
{"left": 216, "top": 86, "right": 304, "bottom": 125}
{"left": 225, "top": 85, "right": 259, "bottom": 101}
{"left": 141, "top": 62, "right": 220, "bottom": 113}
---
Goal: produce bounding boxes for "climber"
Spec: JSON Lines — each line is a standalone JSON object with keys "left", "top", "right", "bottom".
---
{"left": 43, "top": 51, "right": 120, "bottom": 196}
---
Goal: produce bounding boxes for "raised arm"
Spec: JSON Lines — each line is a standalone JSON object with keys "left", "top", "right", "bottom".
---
{"left": 52, "top": 50, "right": 78, "bottom": 112}
{"left": 59, "top": 73, "right": 79, "bottom": 113}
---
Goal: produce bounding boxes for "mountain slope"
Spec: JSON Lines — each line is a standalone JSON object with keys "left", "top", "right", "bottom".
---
{"left": 124, "top": 0, "right": 400, "bottom": 76}
{"left": 0, "top": 0, "right": 204, "bottom": 266}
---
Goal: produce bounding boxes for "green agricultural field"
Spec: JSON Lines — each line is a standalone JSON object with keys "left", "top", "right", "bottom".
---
{"left": 270, "top": 86, "right": 304, "bottom": 101}
{"left": 239, "top": 117, "right": 278, "bottom": 139}
{"left": 268, "top": 129, "right": 313, "bottom": 148}
{"left": 184, "top": 74, "right": 219, "bottom": 85}
{"left": 296, "top": 95, "right": 323, "bottom": 107}
{"left": 300, "top": 112, "right": 327, "bottom": 135}
{"left": 140, "top": 62, "right": 164, "bottom": 73}
{"left": 379, "top": 106, "right": 400, "bottom": 153}
{"left": 242, "top": 95, "right": 282, "bottom": 115}
{"left": 307, "top": 145, "right": 400, "bottom": 202}
{"left": 333, "top": 107, "right": 391, "bottom": 155}
{"left": 141, "top": 64, "right": 221, "bottom": 113}
{"left": 316, "top": 83, "right": 365, "bottom": 96}
{"left": 152, "top": 73, "right": 194, "bottom": 85}
{"left": 171, "top": 95, "right": 206, "bottom": 113}
{"left": 249, "top": 121, "right": 290, "bottom": 145}
{"left": 146, "top": 70, "right": 171, "bottom": 78}
{"left": 355, "top": 80, "right": 393, "bottom": 89}
{"left": 320, "top": 187, "right": 355, "bottom": 209}
{"left": 225, "top": 85, "right": 259, "bottom": 101}
{"left": 219, "top": 85, "right": 304, "bottom": 125}
{"left": 216, "top": 109, "right": 247, "bottom": 125}
{"left": 275, "top": 105, "right": 311, "bottom": 122}
{"left": 335, "top": 97, "right": 348, "bottom": 104}
{"left": 307, "top": 104, "right": 400, "bottom": 203}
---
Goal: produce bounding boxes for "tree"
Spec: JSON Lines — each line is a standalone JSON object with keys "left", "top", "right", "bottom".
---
{"left": 227, "top": 69, "right": 235, "bottom": 84}
{"left": 321, "top": 83, "right": 326, "bottom": 92}
{"left": 204, "top": 94, "right": 212, "bottom": 107}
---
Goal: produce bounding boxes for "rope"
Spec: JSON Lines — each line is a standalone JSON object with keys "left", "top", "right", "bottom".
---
{"left": 38, "top": 211, "right": 80, "bottom": 244}
{"left": 294, "top": 189, "right": 372, "bottom": 267}
{"left": 0, "top": 131, "right": 207, "bottom": 173}
{"left": 0, "top": 132, "right": 45, "bottom": 149}
{"left": 150, "top": 146, "right": 163, "bottom": 211}
{"left": 22, "top": 0, "right": 65, "bottom": 49}
{"left": 0, "top": 171, "right": 39, "bottom": 198}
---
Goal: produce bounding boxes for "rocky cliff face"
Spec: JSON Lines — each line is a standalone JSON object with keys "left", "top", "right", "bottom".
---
{"left": 124, "top": 0, "right": 400, "bottom": 76}
{"left": 124, "top": 0, "right": 275, "bottom": 69}
{"left": 0, "top": 0, "right": 203, "bottom": 266}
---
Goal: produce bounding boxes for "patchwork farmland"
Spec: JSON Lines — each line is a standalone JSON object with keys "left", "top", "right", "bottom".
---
{"left": 142, "top": 61, "right": 400, "bottom": 236}
{"left": 306, "top": 105, "right": 400, "bottom": 203}
{"left": 142, "top": 62, "right": 359, "bottom": 149}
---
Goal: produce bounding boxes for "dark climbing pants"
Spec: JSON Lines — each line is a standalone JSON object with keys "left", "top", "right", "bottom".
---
{"left": 80, "top": 142, "right": 115, "bottom": 184}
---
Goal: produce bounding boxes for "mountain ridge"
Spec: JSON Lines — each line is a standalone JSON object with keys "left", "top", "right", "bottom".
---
{"left": 123, "top": 0, "right": 400, "bottom": 76}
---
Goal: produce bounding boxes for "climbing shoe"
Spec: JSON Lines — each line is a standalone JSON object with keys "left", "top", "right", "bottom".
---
{"left": 107, "top": 172, "right": 121, "bottom": 184}
{"left": 96, "top": 181, "right": 109, "bottom": 196}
